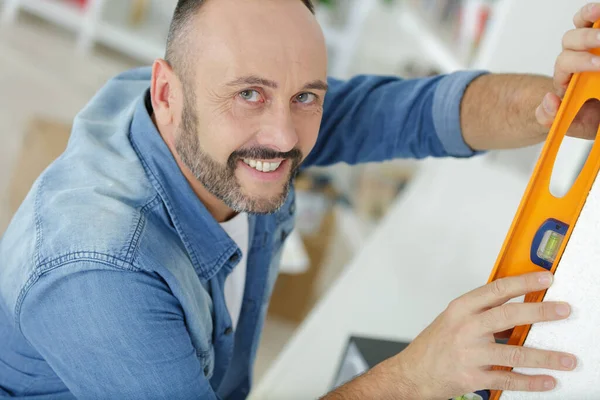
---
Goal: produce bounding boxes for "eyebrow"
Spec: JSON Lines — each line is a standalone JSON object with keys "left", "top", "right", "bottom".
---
{"left": 227, "top": 75, "right": 278, "bottom": 89}
{"left": 302, "top": 80, "right": 329, "bottom": 92}
{"left": 226, "top": 75, "right": 328, "bottom": 92}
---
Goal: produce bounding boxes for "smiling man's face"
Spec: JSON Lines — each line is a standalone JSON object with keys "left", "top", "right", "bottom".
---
{"left": 169, "top": 0, "right": 328, "bottom": 215}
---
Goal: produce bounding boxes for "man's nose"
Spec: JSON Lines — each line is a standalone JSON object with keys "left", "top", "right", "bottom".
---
{"left": 255, "top": 105, "right": 298, "bottom": 153}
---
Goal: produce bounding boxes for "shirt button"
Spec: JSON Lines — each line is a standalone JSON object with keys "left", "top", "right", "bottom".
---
{"left": 229, "top": 253, "right": 239, "bottom": 263}
{"left": 224, "top": 326, "right": 233, "bottom": 335}
{"left": 203, "top": 365, "right": 210, "bottom": 376}
{"left": 289, "top": 202, "right": 296, "bottom": 215}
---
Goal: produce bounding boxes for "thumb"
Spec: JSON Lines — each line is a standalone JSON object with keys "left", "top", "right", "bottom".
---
{"left": 535, "top": 92, "right": 561, "bottom": 128}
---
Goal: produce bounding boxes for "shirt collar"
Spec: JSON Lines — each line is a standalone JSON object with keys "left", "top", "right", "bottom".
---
{"left": 130, "top": 89, "right": 241, "bottom": 281}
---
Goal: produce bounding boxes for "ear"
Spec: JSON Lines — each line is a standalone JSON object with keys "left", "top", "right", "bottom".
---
{"left": 150, "top": 59, "right": 180, "bottom": 129}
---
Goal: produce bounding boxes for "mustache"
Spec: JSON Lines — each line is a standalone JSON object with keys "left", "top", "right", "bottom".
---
{"left": 228, "top": 147, "right": 303, "bottom": 169}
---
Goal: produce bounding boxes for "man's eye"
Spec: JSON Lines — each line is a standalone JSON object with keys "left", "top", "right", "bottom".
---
{"left": 295, "top": 93, "right": 316, "bottom": 104}
{"left": 239, "top": 90, "right": 262, "bottom": 102}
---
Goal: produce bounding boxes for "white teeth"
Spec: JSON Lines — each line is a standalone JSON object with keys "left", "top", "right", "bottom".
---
{"left": 242, "top": 159, "right": 282, "bottom": 173}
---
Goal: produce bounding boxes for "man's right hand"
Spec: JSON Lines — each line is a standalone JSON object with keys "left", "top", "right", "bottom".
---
{"left": 326, "top": 271, "right": 576, "bottom": 400}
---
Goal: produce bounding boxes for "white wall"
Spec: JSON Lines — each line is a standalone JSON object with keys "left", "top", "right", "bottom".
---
{"left": 476, "top": 0, "right": 594, "bottom": 191}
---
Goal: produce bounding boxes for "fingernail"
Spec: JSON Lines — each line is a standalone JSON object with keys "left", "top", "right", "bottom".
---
{"left": 592, "top": 56, "right": 600, "bottom": 67}
{"left": 542, "top": 94, "right": 553, "bottom": 113}
{"left": 556, "top": 303, "right": 571, "bottom": 317}
{"left": 561, "top": 356, "right": 575, "bottom": 369}
{"left": 544, "top": 379, "right": 555, "bottom": 390}
{"left": 539, "top": 272, "right": 553, "bottom": 286}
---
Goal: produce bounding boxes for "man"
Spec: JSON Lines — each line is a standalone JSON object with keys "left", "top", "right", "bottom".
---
{"left": 0, "top": 0, "right": 599, "bottom": 398}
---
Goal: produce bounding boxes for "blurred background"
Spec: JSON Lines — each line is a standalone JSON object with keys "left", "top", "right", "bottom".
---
{"left": 0, "top": 0, "right": 595, "bottom": 399}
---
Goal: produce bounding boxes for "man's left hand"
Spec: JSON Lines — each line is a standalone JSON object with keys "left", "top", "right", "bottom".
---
{"left": 536, "top": 2, "right": 600, "bottom": 139}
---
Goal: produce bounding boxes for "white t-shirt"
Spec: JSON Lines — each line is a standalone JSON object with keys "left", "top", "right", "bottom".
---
{"left": 220, "top": 212, "right": 249, "bottom": 332}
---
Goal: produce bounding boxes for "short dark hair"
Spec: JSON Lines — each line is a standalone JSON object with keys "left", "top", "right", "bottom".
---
{"left": 165, "top": 0, "right": 315, "bottom": 76}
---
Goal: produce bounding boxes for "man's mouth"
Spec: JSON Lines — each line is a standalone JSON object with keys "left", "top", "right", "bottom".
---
{"left": 242, "top": 158, "right": 283, "bottom": 173}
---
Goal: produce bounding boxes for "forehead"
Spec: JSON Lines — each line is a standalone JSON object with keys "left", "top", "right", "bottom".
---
{"left": 189, "top": 0, "right": 327, "bottom": 88}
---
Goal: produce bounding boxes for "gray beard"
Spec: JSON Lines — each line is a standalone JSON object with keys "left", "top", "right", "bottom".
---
{"left": 174, "top": 91, "right": 296, "bottom": 215}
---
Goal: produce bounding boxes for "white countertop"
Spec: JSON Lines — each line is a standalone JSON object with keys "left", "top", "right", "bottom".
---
{"left": 250, "top": 155, "right": 531, "bottom": 400}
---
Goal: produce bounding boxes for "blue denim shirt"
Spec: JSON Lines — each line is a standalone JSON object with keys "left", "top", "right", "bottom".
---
{"left": 0, "top": 66, "right": 486, "bottom": 399}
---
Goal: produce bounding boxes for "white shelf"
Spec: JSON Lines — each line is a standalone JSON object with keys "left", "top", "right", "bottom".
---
{"left": 96, "top": 21, "right": 164, "bottom": 62}
{"left": 398, "top": 4, "right": 467, "bottom": 73}
{"left": 2, "top": 0, "right": 174, "bottom": 63}
{"left": 18, "top": 0, "right": 84, "bottom": 31}
{"left": 98, "top": 0, "right": 170, "bottom": 62}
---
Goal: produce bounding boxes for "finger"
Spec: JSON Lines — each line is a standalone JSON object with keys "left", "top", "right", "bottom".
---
{"left": 554, "top": 50, "right": 600, "bottom": 93}
{"left": 573, "top": 3, "right": 600, "bottom": 29}
{"left": 485, "top": 371, "right": 556, "bottom": 392}
{"left": 478, "top": 301, "right": 571, "bottom": 334}
{"left": 487, "top": 344, "right": 577, "bottom": 371}
{"left": 451, "top": 272, "right": 554, "bottom": 314}
{"left": 562, "top": 28, "right": 600, "bottom": 51}
{"left": 535, "top": 93, "right": 561, "bottom": 127}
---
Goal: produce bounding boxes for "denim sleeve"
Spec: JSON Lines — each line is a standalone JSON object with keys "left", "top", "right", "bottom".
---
{"left": 302, "top": 70, "right": 488, "bottom": 168}
{"left": 19, "top": 262, "right": 218, "bottom": 400}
